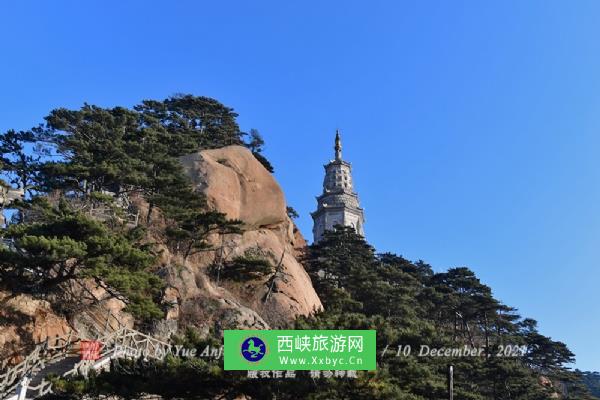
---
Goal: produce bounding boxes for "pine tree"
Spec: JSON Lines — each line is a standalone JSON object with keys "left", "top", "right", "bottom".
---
{"left": 0, "top": 198, "right": 163, "bottom": 320}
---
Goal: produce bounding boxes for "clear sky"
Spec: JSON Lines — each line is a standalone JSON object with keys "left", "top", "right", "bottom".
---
{"left": 1, "top": 1, "right": 599, "bottom": 371}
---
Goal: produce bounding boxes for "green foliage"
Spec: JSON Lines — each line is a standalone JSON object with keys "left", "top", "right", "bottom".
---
{"left": 251, "top": 151, "right": 274, "bottom": 173}
{"left": 298, "top": 226, "right": 591, "bottom": 400}
{"left": 245, "top": 128, "right": 274, "bottom": 172}
{"left": 1, "top": 94, "right": 263, "bottom": 322}
{"left": 286, "top": 206, "right": 299, "bottom": 219}
{"left": 50, "top": 227, "right": 598, "bottom": 400}
{"left": 3, "top": 97, "right": 595, "bottom": 399}
{"left": 165, "top": 207, "right": 242, "bottom": 261}
{"left": 0, "top": 199, "right": 163, "bottom": 320}
{"left": 21, "top": 95, "right": 272, "bottom": 224}
{"left": 0, "top": 129, "right": 39, "bottom": 192}
{"left": 134, "top": 94, "right": 244, "bottom": 152}
{"left": 578, "top": 371, "right": 600, "bottom": 398}
{"left": 215, "top": 248, "right": 274, "bottom": 281}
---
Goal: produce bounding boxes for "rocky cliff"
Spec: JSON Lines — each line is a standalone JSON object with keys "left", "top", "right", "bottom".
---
{"left": 0, "top": 291, "right": 71, "bottom": 362}
{"left": 0, "top": 145, "right": 321, "bottom": 359}
{"left": 169, "top": 145, "right": 322, "bottom": 330}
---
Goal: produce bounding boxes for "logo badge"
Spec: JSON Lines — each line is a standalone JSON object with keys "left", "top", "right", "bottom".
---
{"left": 241, "top": 336, "right": 266, "bottom": 362}
{"left": 80, "top": 340, "right": 102, "bottom": 360}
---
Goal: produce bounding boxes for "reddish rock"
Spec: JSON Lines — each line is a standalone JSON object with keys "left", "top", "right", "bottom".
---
{"left": 178, "top": 146, "right": 322, "bottom": 327}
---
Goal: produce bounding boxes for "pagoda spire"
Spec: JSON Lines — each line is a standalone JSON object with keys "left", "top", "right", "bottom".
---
{"left": 334, "top": 129, "right": 342, "bottom": 161}
{"left": 311, "top": 128, "right": 365, "bottom": 243}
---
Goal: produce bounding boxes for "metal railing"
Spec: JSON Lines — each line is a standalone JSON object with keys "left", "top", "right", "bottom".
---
{"left": 1, "top": 315, "right": 171, "bottom": 400}
{"left": 0, "top": 332, "right": 76, "bottom": 399}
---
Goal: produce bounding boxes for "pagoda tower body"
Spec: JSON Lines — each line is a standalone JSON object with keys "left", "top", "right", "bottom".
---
{"left": 311, "top": 130, "right": 365, "bottom": 243}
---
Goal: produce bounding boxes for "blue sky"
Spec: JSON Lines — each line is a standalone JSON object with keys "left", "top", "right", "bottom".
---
{"left": 1, "top": 1, "right": 599, "bottom": 371}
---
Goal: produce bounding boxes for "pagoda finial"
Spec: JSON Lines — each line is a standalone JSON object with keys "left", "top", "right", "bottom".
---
{"left": 334, "top": 129, "right": 342, "bottom": 161}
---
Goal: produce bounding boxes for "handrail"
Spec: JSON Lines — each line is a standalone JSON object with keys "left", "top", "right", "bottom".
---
{"left": 1, "top": 323, "right": 171, "bottom": 400}
{"left": 0, "top": 331, "right": 77, "bottom": 399}
{"left": 0, "top": 302, "right": 125, "bottom": 399}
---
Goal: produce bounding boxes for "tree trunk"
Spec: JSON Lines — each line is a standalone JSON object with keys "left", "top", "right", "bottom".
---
{"left": 484, "top": 312, "right": 490, "bottom": 356}
{"left": 146, "top": 202, "right": 154, "bottom": 225}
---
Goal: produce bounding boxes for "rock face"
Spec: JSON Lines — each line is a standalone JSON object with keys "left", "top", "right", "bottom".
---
{"left": 0, "top": 291, "right": 72, "bottom": 360}
{"left": 0, "top": 145, "right": 322, "bottom": 359}
{"left": 181, "top": 146, "right": 286, "bottom": 229}
{"left": 65, "top": 279, "right": 134, "bottom": 338}
{"left": 0, "top": 282, "right": 133, "bottom": 363}
{"left": 178, "top": 146, "right": 322, "bottom": 328}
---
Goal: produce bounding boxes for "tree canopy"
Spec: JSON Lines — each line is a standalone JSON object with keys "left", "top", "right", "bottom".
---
{"left": 1, "top": 96, "right": 595, "bottom": 399}
{"left": 47, "top": 227, "right": 596, "bottom": 399}
{"left": 0, "top": 95, "right": 260, "bottom": 321}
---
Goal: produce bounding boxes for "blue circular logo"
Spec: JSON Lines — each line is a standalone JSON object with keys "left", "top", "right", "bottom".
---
{"left": 241, "top": 336, "right": 266, "bottom": 362}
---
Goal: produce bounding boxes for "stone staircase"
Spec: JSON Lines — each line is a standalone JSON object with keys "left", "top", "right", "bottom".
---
{"left": 25, "top": 356, "right": 80, "bottom": 399}
{"left": 0, "top": 333, "right": 76, "bottom": 400}
{"left": 0, "top": 310, "right": 171, "bottom": 400}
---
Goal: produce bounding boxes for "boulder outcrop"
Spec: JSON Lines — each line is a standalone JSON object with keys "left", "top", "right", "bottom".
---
{"left": 0, "top": 145, "right": 322, "bottom": 360}
{"left": 0, "top": 291, "right": 72, "bottom": 361}
{"left": 181, "top": 146, "right": 287, "bottom": 229}
{"left": 177, "top": 146, "right": 322, "bottom": 328}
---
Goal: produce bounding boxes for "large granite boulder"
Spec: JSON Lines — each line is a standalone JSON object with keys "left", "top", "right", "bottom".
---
{"left": 181, "top": 146, "right": 286, "bottom": 229}
{"left": 178, "top": 146, "right": 322, "bottom": 327}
